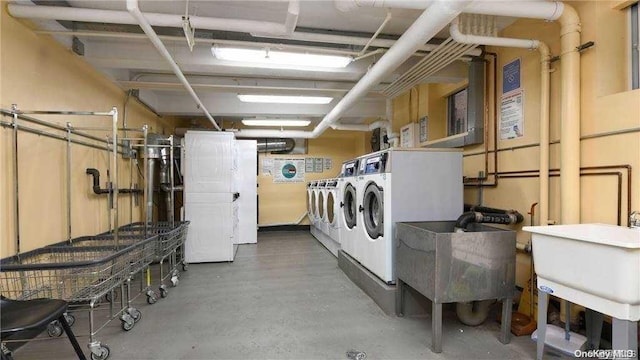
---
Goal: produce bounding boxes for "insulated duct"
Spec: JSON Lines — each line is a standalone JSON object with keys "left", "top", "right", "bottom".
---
{"left": 256, "top": 138, "right": 296, "bottom": 153}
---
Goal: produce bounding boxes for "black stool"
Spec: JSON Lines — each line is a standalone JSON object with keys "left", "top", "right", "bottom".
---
{"left": 1, "top": 297, "right": 86, "bottom": 360}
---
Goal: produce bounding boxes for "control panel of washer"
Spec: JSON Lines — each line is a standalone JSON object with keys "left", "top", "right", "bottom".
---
{"left": 341, "top": 159, "right": 360, "bottom": 177}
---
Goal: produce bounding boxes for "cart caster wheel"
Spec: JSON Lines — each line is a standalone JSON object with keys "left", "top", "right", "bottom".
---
{"left": 122, "top": 318, "right": 135, "bottom": 331}
{"left": 90, "top": 345, "right": 110, "bottom": 360}
{"left": 159, "top": 287, "right": 168, "bottom": 298}
{"left": 182, "top": 263, "right": 188, "bottom": 271}
{"left": 146, "top": 294, "right": 157, "bottom": 304}
{"left": 64, "top": 313, "right": 76, "bottom": 327}
{"left": 47, "top": 322, "right": 63, "bottom": 337}
{"left": 171, "top": 276, "right": 179, "bottom": 287}
{"left": 128, "top": 308, "right": 142, "bottom": 323}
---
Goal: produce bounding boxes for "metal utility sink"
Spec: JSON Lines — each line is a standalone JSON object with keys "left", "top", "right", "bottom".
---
{"left": 524, "top": 223, "right": 640, "bottom": 321}
{"left": 395, "top": 221, "right": 516, "bottom": 353}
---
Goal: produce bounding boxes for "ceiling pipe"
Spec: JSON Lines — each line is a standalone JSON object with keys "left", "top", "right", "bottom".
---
{"left": 236, "top": 0, "right": 472, "bottom": 139}
{"left": 126, "top": 0, "right": 221, "bottom": 130}
{"left": 8, "top": 1, "right": 300, "bottom": 36}
{"left": 336, "top": 0, "right": 564, "bottom": 21}
{"left": 449, "top": 16, "right": 552, "bottom": 227}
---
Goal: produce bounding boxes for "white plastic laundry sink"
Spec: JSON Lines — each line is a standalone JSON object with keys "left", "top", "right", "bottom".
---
{"left": 523, "top": 224, "right": 640, "bottom": 321}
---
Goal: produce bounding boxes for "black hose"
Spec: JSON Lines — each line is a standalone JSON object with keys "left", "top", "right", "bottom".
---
{"left": 469, "top": 205, "right": 510, "bottom": 214}
{"left": 454, "top": 210, "right": 524, "bottom": 230}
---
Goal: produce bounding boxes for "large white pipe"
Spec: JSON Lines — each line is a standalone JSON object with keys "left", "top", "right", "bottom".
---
{"left": 558, "top": 5, "right": 581, "bottom": 225}
{"left": 126, "top": 0, "right": 221, "bottom": 130}
{"left": 310, "top": 0, "right": 472, "bottom": 138}
{"left": 337, "top": 0, "right": 564, "bottom": 21}
{"left": 233, "top": 129, "right": 315, "bottom": 139}
{"left": 9, "top": 1, "right": 299, "bottom": 36}
{"left": 330, "top": 120, "right": 389, "bottom": 131}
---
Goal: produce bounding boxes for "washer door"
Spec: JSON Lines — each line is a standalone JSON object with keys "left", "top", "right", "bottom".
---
{"left": 343, "top": 183, "right": 357, "bottom": 229}
{"left": 307, "top": 190, "right": 311, "bottom": 215}
{"left": 363, "top": 182, "right": 383, "bottom": 239}
{"left": 326, "top": 192, "right": 335, "bottom": 225}
{"left": 318, "top": 191, "right": 325, "bottom": 220}
{"left": 311, "top": 191, "right": 317, "bottom": 217}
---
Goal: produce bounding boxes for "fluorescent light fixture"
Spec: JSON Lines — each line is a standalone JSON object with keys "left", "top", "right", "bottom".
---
{"left": 242, "top": 119, "right": 311, "bottom": 127}
{"left": 212, "top": 46, "right": 352, "bottom": 69}
{"left": 237, "top": 94, "right": 333, "bottom": 104}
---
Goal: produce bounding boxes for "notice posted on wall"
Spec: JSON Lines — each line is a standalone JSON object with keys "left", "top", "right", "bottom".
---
{"left": 274, "top": 158, "right": 305, "bottom": 183}
{"left": 324, "top": 158, "right": 333, "bottom": 171}
{"left": 262, "top": 158, "right": 274, "bottom": 176}
{"left": 500, "top": 91, "right": 524, "bottom": 140}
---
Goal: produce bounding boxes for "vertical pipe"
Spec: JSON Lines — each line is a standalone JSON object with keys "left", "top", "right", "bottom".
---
{"left": 169, "top": 136, "right": 175, "bottom": 226}
{"left": 129, "top": 157, "right": 133, "bottom": 225}
{"left": 11, "top": 110, "right": 20, "bottom": 255}
{"left": 146, "top": 159, "right": 156, "bottom": 224}
{"left": 111, "top": 107, "right": 119, "bottom": 247}
{"left": 143, "top": 125, "right": 148, "bottom": 229}
{"left": 66, "top": 123, "right": 72, "bottom": 241}
{"left": 559, "top": 5, "right": 581, "bottom": 225}
{"left": 538, "top": 43, "right": 551, "bottom": 226}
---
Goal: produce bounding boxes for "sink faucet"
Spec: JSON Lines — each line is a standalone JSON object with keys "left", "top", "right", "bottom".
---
{"left": 630, "top": 211, "right": 640, "bottom": 228}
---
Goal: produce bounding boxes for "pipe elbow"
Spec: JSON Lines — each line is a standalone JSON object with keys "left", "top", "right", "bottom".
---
{"left": 558, "top": 4, "right": 581, "bottom": 35}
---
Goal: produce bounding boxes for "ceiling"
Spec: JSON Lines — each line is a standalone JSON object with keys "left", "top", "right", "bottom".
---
{"left": 15, "top": 0, "right": 515, "bottom": 127}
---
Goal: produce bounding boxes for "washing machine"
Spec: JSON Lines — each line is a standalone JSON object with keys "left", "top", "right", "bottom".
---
{"left": 355, "top": 148, "right": 463, "bottom": 284}
{"left": 338, "top": 158, "right": 360, "bottom": 259}
{"left": 324, "top": 179, "right": 340, "bottom": 244}
{"left": 308, "top": 181, "right": 319, "bottom": 232}
{"left": 317, "top": 179, "right": 329, "bottom": 236}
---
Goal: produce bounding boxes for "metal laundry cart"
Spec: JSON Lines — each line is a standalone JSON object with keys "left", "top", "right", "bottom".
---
{"left": 104, "top": 221, "right": 190, "bottom": 298}
{"left": 49, "top": 233, "right": 159, "bottom": 312}
{"left": 0, "top": 236, "right": 155, "bottom": 360}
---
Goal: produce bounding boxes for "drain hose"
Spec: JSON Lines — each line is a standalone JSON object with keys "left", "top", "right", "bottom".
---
{"left": 455, "top": 300, "right": 493, "bottom": 326}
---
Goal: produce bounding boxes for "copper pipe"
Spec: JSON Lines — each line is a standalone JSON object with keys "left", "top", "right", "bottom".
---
{"left": 497, "top": 171, "right": 623, "bottom": 225}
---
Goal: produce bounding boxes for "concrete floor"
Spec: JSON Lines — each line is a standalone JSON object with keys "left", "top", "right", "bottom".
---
{"left": 15, "top": 231, "right": 547, "bottom": 359}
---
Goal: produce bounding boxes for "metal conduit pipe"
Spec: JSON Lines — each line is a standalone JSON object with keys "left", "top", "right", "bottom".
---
{"left": 125, "top": 0, "right": 222, "bottom": 130}
{"left": 146, "top": 159, "right": 156, "bottom": 223}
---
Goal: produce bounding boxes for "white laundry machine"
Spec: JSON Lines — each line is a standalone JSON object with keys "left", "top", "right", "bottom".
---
{"left": 324, "top": 179, "right": 340, "bottom": 245}
{"left": 355, "top": 148, "right": 463, "bottom": 283}
{"left": 317, "top": 179, "right": 328, "bottom": 236}
{"left": 338, "top": 158, "right": 361, "bottom": 260}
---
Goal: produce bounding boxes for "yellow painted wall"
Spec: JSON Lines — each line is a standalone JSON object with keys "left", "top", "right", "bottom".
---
{"left": 0, "top": 9, "right": 176, "bottom": 257}
{"left": 407, "top": 2, "right": 640, "bottom": 288}
{"left": 257, "top": 129, "right": 366, "bottom": 226}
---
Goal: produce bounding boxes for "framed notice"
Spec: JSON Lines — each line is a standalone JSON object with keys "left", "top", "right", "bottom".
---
{"left": 502, "top": 58, "right": 521, "bottom": 95}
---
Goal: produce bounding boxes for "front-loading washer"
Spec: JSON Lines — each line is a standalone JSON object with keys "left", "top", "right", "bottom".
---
{"left": 338, "top": 158, "right": 360, "bottom": 259}
{"left": 356, "top": 148, "right": 464, "bottom": 284}
{"left": 324, "top": 179, "right": 340, "bottom": 245}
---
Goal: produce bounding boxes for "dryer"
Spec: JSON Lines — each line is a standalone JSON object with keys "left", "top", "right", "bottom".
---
{"left": 324, "top": 179, "right": 340, "bottom": 244}
{"left": 355, "top": 148, "right": 463, "bottom": 283}
{"left": 338, "top": 158, "right": 360, "bottom": 259}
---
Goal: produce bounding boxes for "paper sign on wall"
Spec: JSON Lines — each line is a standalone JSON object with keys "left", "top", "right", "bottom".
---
{"left": 500, "top": 90, "right": 525, "bottom": 140}
{"left": 419, "top": 116, "right": 428, "bottom": 143}
{"left": 314, "top": 158, "right": 324, "bottom": 172}
{"left": 273, "top": 159, "right": 305, "bottom": 183}
{"left": 305, "top": 158, "right": 315, "bottom": 173}
{"left": 324, "top": 158, "right": 332, "bottom": 170}
{"left": 262, "top": 158, "right": 274, "bottom": 176}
